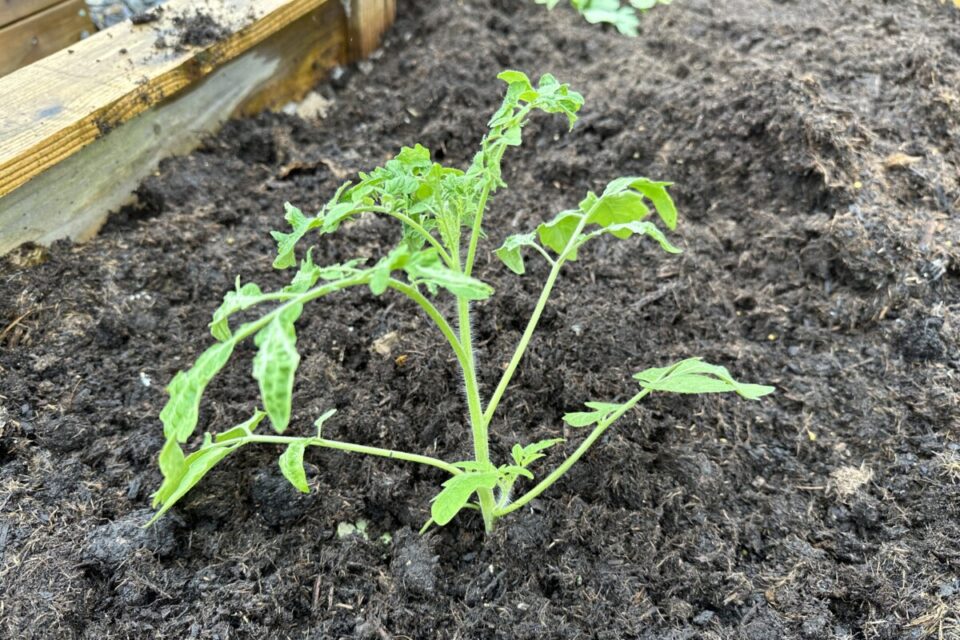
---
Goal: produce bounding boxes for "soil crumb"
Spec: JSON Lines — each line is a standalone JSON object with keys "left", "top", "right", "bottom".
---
{"left": 172, "top": 11, "right": 228, "bottom": 48}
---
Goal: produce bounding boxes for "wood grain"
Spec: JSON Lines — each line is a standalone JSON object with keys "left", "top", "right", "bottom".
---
{"left": 0, "top": 0, "right": 61, "bottom": 28}
{"left": 0, "top": 0, "right": 334, "bottom": 200}
{"left": 0, "top": 0, "right": 93, "bottom": 77}
{"left": 348, "top": 0, "right": 395, "bottom": 59}
{"left": 0, "top": 0, "right": 396, "bottom": 254}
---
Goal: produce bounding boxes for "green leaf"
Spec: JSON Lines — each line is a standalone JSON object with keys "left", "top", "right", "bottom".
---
{"left": 563, "top": 401, "right": 624, "bottom": 427}
{"left": 582, "top": 3, "right": 640, "bottom": 36}
{"left": 629, "top": 178, "right": 677, "bottom": 230}
{"left": 160, "top": 340, "right": 235, "bottom": 442}
{"left": 410, "top": 264, "right": 493, "bottom": 300}
{"left": 253, "top": 316, "right": 301, "bottom": 433}
{"left": 633, "top": 358, "right": 775, "bottom": 399}
{"left": 283, "top": 249, "right": 322, "bottom": 294}
{"left": 147, "top": 442, "right": 238, "bottom": 525}
{"left": 271, "top": 203, "right": 323, "bottom": 269}
{"left": 431, "top": 471, "right": 499, "bottom": 526}
{"left": 494, "top": 232, "right": 538, "bottom": 275}
{"left": 152, "top": 438, "right": 186, "bottom": 507}
{"left": 588, "top": 191, "right": 651, "bottom": 228}
{"left": 594, "top": 220, "right": 681, "bottom": 252}
{"left": 503, "top": 125, "right": 523, "bottom": 146}
{"left": 511, "top": 438, "right": 565, "bottom": 467}
{"left": 279, "top": 441, "right": 310, "bottom": 493}
{"left": 497, "top": 70, "right": 534, "bottom": 90}
{"left": 403, "top": 250, "right": 493, "bottom": 300}
{"left": 537, "top": 210, "right": 584, "bottom": 257}
{"left": 498, "top": 464, "right": 534, "bottom": 481}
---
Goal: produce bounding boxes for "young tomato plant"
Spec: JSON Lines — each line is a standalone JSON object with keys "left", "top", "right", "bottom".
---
{"left": 535, "top": 0, "right": 672, "bottom": 36}
{"left": 150, "top": 71, "right": 773, "bottom": 533}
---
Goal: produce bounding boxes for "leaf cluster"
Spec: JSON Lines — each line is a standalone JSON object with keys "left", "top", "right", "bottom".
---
{"left": 535, "top": 0, "right": 672, "bottom": 36}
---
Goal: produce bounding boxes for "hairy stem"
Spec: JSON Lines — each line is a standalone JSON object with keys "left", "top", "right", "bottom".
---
{"left": 495, "top": 388, "right": 650, "bottom": 517}
{"left": 458, "top": 296, "right": 496, "bottom": 531}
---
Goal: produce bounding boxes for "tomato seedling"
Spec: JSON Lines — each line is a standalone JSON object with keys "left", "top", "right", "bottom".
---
{"left": 151, "top": 71, "right": 772, "bottom": 532}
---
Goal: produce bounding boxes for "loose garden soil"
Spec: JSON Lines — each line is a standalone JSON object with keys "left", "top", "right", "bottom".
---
{"left": 2, "top": 1, "right": 959, "bottom": 638}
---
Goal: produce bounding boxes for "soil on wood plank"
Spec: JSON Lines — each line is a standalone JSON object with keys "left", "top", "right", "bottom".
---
{"left": 2, "top": 1, "right": 960, "bottom": 638}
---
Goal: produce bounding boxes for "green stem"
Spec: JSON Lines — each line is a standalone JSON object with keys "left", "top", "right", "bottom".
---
{"left": 387, "top": 279, "right": 467, "bottom": 367}
{"left": 481, "top": 211, "right": 592, "bottom": 428}
{"left": 229, "top": 274, "right": 371, "bottom": 344}
{"left": 495, "top": 389, "right": 650, "bottom": 517}
{"left": 367, "top": 206, "right": 454, "bottom": 267}
{"left": 458, "top": 296, "right": 496, "bottom": 531}
{"left": 463, "top": 182, "right": 491, "bottom": 277}
{"left": 241, "top": 434, "right": 462, "bottom": 477}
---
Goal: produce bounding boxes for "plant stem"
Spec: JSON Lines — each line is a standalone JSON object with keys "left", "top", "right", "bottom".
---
{"left": 458, "top": 296, "right": 496, "bottom": 531}
{"left": 387, "top": 280, "right": 467, "bottom": 366}
{"left": 463, "top": 182, "right": 491, "bottom": 277}
{"left": 495, "top": 388, "right": 650, "bottom": 517}
{"left": 367, "top": 206, "right": 454, "bottom": 267}
{"left": 240, "top": 434, "right": 462, "bottom": 477}
{"left": 460, "top": 170, "right": 498, "bottom": 530}
{"left": 228, "top": 274, "right": 371, "bottom": 346}
{"left": 480, "top": 211, "right": 592, "bottom": 428}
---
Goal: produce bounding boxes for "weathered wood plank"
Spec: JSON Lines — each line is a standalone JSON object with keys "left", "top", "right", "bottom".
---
{"left": 348, "top": 0, "right": 395, "bottom": 59}
{"left": 0, "top": 0, "right": 61, "bottom": 28}
{"left": 0, "top": 1, "right": 348, "bottom": 253}
{"left": 0, "top": 0, "right": 333, "bottom": 200}
{"left": 0, "top": 0, "right": 93, "bottom": 77}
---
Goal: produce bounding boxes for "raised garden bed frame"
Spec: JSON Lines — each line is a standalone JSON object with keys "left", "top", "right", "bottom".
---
{"left": 0, "top": 0, "right": 395, "bottom": 255}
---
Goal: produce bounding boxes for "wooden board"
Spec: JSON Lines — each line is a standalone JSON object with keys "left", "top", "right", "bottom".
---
{"left": 0, "top": 0, "right": 61, "bottom": 28}
{"left": 0, "top": 0, "right": 93, "bottom": 77}
{"left": 348, "top": 0, "right": 395, "bottom": 59}
{"left": 0, "top": 0, "right": 395, "bottom": 255}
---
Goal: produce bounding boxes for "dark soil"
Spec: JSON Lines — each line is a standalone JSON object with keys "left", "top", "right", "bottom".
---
{"left": 172, "top": 11, "right": 229, "bottom": 48}
{"left": 2, "top": 1, "right": 960, "bottom": 638}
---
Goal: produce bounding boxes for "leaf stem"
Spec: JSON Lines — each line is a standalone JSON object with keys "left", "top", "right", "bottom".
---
{"left": 239, "top": 434, "right": 463, "bottom": 477}
{"left": 495, "top": 388, "right": 650, "bottom": 517}
{"left": 463, "top": 182, "right": 490, "bottom": 278}
{"left": 480, "top": 209, "right": 593, "bottom": 427}
{"left": 386, "top": 279, "right": 467, "bottom": 366}
{"left": 366, "top": 206, "right": 454, "bottom": 267}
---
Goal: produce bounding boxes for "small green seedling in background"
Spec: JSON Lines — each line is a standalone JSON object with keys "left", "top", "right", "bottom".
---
{"left": 150, "top": 70, "right": 773, "bottom": 533}
{"left": 535, "top": 0, "right": 672, "bottom": 36}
